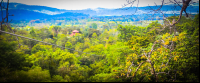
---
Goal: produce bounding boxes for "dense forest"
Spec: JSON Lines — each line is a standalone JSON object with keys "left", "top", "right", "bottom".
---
{"left": 0, "top": 13, "right": 199, "bottom": 82}
{"left": 0, "top": 0, "right": 199, "bottom": 82}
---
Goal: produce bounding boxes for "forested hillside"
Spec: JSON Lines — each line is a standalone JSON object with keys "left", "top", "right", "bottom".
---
{"left": 0, "top": 14, "right": 199, "bottom": 82}
{"left": 0, "top": 0, "right": 199, "bottom": 82}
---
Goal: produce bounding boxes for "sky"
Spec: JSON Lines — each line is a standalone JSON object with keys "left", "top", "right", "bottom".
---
{"left": 8, "top": 0, "right": 199, "bottom": 10}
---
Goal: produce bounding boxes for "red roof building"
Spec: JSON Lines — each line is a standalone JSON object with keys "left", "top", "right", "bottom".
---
{"left": 70, "top": 30, "right": 80, "bottom": 36}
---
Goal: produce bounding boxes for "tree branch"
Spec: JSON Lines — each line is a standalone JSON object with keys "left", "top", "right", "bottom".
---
{"left": 148, "top": 41, "right": 157, "bottom": 58}
{"left": 170, "top": 0, "right": 191, "bottom": 26}
{"left": 131, "top": 61, "right": 146, "bottom": 81}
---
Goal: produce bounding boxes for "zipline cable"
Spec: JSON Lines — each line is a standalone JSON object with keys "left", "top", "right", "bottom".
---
{"left": 0, "top": 30, "right": 101, "bottom": 56}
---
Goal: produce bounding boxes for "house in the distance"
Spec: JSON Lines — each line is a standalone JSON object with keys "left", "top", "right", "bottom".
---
{"left": 70, "top": 30, "right": 80, "bottom": 36}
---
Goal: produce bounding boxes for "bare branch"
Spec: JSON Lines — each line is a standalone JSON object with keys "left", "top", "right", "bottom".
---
{"left": 170, "top": 0, "right": 191, "bottom": 26}
{"left": 156, "top": 71, "right": 168, "bottom": 75}
{"left": 147, "top": 0, "right": 164, "bottom": 12}
{"left": 126, "top": 61, "right": 134, "bottom": 77}
{"left": 130, "top": 61, "right": 146, "bottom": 81}
{"left": 148, "top": 41, "right": 157, "bottom": 58}
{"left": 149, "top": 60, "right": 157, "bottom": 82}
{"left": 6, "top": 0, "right": 9, "bottom": 22}
{"left": 117, "top": 0, "right": 136, "bottom": 10}
{"left": 174, "top": 0, "right": 182, "bottom": 8}
{"left": 131, "top": 0, "right": 139, "bottom": 15}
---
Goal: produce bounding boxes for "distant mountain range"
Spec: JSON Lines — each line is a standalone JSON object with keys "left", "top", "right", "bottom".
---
{"left": 0, "top": 2, "right": 199, "bottom": 21}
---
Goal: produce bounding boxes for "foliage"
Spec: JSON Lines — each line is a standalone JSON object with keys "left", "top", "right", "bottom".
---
{"left": 91, "top": 23, "right": 98, "bottom": 29}
{"left": 0, "top": 40, "right": 30, "bottom": 71}
{"left": 0, "top": 14, "right": 199, "bottom": 82}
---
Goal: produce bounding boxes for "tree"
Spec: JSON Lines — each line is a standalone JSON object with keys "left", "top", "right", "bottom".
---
{"left": 118, "top": 0, "right": 199, "bottom": 82}
{"left": 0, "top": 0, "right": 14, "bottom": 31}
{"left": 36, "top": 28, "right": 52, "bottom": 40}
{"left": 91, "top": 23, "right": 97, "bottom": 29}
{"left": 52, "top": 26, "right": 61, "bottom": 37}
{"left": 88, "top": 28, "right": 101, "bottom": 38}
{"left": 117, "top": 24, "right": 147, "bottom": 42}
{"left": 0, "top": 40, "right": 32, "bottom": 82}
{"left": 102, "top": 24, "right": 109, "bottom": 31}
{"left": 56, "top": 34, "right": 68, "bottom": 47}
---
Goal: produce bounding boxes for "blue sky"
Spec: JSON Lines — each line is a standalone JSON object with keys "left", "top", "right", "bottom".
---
{"left": 9, "top": 0, "right": 199, "bottom": 10}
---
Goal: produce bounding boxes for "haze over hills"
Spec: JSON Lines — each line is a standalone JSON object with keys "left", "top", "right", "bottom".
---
{"left": 0, "top": 2, "right": 199, "bottom": 22}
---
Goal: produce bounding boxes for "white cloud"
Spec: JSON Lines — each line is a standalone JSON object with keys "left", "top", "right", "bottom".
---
{"left": 33, "top": 9, "right": 65, "bottom": 15}
{"left": 9, "top": 0, "right": 199, "bottom": 10}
